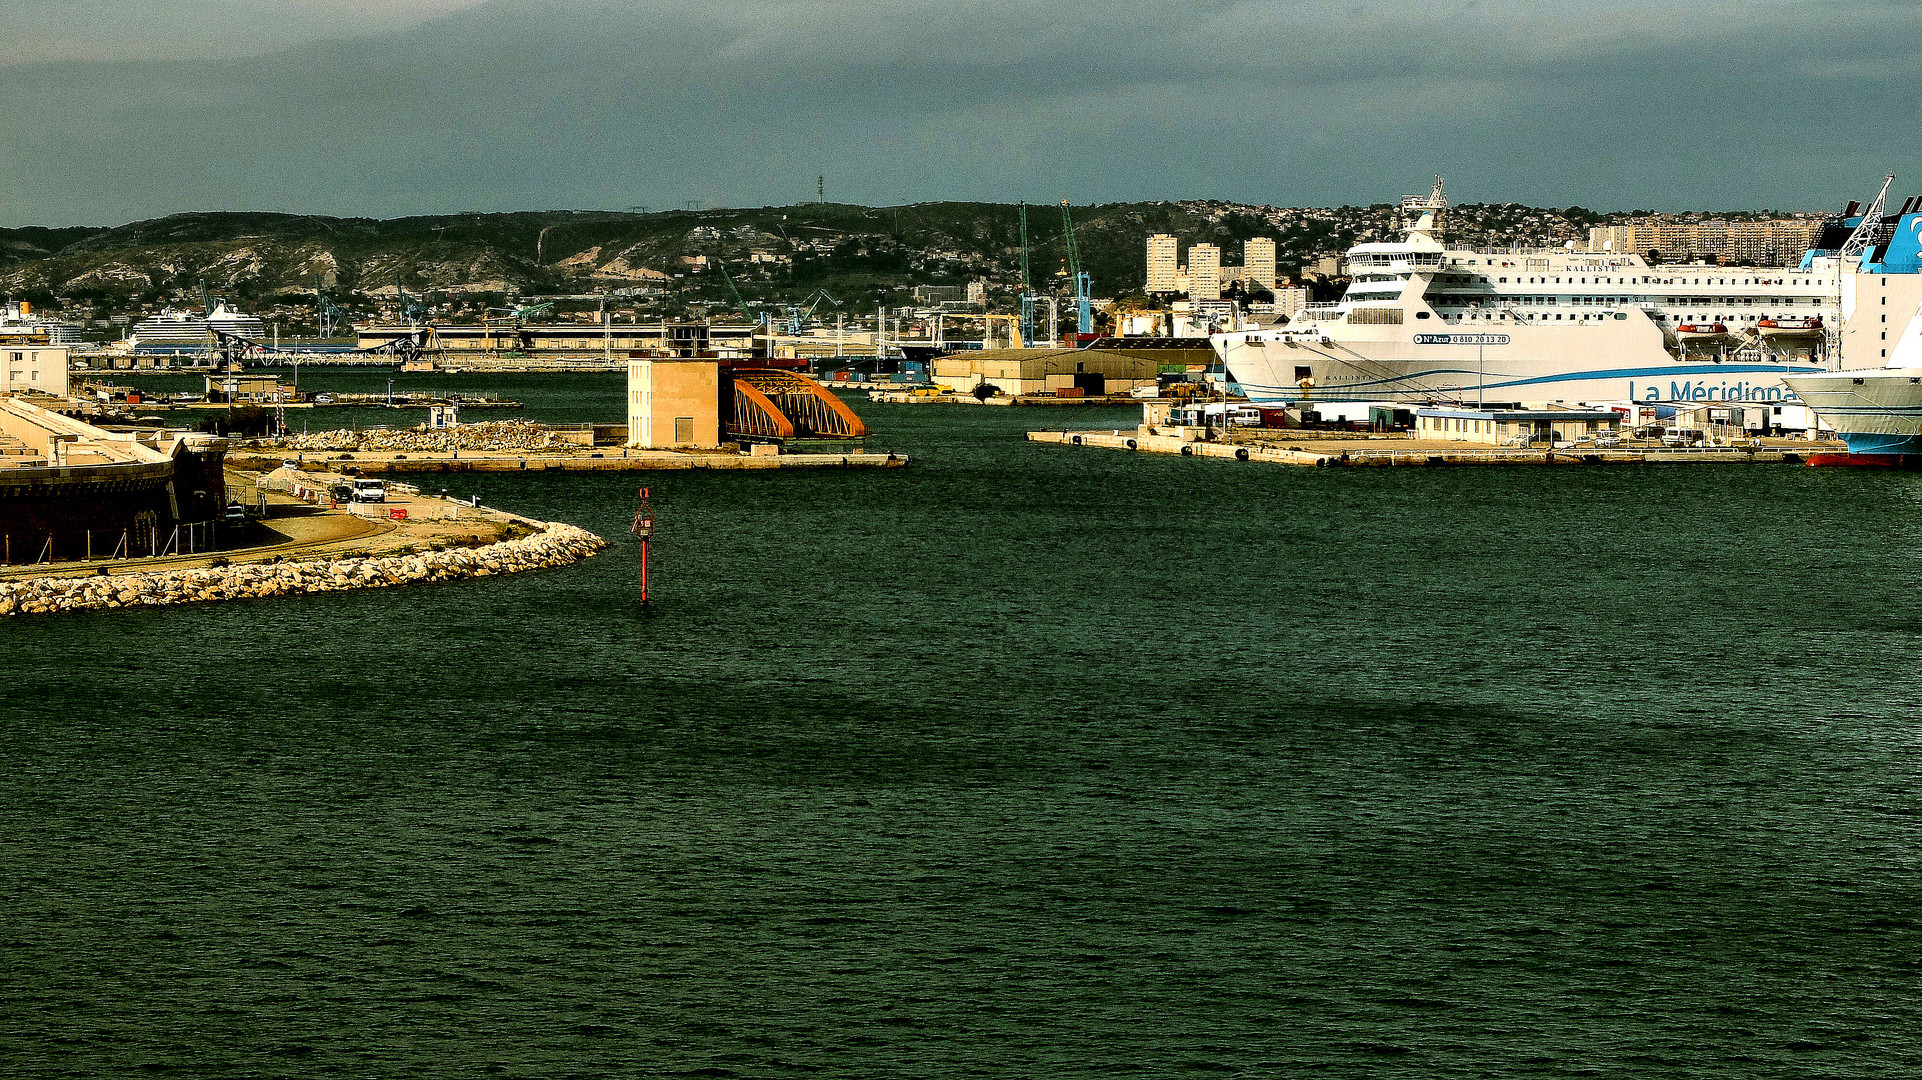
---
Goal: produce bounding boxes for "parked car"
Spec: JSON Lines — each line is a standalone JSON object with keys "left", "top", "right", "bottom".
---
{"left": 1594, "top": 432, "right": 1624, "bottom": 448}
{"left": 351, "top": 478, "right": 387, "bottom": 503}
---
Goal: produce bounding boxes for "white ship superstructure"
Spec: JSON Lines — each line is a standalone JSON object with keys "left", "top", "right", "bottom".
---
{"left": 1212, "top": 178, "right": 1922, "bottom": 406}
{"left": 1, "top": 302, "right": 87, "bottom": 344}
{"left": 128, "top": 303, "right": 266, "bottom": 354}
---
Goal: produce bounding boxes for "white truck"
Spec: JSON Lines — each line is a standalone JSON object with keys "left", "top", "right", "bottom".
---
{"left": 351, "top": 477, "right": 387, "bottom": 503}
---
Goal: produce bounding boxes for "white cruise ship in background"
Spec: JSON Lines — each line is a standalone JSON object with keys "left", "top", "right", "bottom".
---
{"left": 1, "top": 301, "right": 88, "bottom": 344}
{"left": 1213, "top": 177, "right": 1922, "bottom": 406}
{"left": 127, "top": 303, "right": 266, "bottom": 355}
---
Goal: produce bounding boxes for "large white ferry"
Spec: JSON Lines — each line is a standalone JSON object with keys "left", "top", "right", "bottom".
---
{"left": 1213, "top": 178, "right": 1922, "bottom": 406}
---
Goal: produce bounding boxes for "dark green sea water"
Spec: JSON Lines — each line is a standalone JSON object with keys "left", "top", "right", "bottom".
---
{"left": 7, "top": 372, "right": 1922, "bottom": 1077}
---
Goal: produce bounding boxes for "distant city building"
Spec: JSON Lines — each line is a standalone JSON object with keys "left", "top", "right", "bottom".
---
{"left": 967, "top": 279, "right": 988, "bottom": 304}
{"left": 913, "top": 284, "right": 969, "bottom": 305}
{"left": 1146, "top": 234, "right": 1179, "bottom": 293}
{"left": 1244, "top": 238, "right": 1277, "bottom": 291}
{"left": 1188, "top": 243, "right": 1222, "bottom": 301}
{"left": 1272, "top": 286, "right": 1310, "bottom": 321}
{"left": 1587, "top": 218, "right": 1823, "bottom": 265}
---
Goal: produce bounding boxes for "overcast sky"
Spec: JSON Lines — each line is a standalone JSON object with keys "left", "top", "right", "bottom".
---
{"left": 1, "top": 0, "right": 1918, "bottom": 225}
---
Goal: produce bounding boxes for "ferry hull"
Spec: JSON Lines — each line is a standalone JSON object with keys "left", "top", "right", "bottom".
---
{"left": 1781, "top": 368, "right": 1922, "bottom": 465}
{"left": 1218, "top": 333, "right": 1820, "bottom": 405}
{"left": 1806, "top": 452, "right": 1922, "bottom": 468}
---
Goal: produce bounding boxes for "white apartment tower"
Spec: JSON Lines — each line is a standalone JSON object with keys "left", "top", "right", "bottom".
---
{"left": 1146, "top": 234, "right": 1178, "bottom": 293}
{"left": 1244, "top": 238, "right": 1277, "bottom": 291}
{"left": 1188, "top": 243, "right": 1222, "bottom": 301}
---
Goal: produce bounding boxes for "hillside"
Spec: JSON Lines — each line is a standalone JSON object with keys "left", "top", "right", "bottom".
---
{"left": 0, "top": 199, "right": 1624, "bottom": 330}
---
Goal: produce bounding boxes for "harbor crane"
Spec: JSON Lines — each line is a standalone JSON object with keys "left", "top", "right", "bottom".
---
{"left": 393, "top": 272, "right": 427, "bottom": 325}
{"left": 785, "top": 289, "right": 841, "bottom": 333}
{"left": 1019, "top": 203, "right": 1036, "bottom": 345}
{"left": 1060, "top": 201, "right": 1092, "bottom": 336}
{"left": 313, "top": 274, "right": 342, "bottom": 338}
{"left": 483, "top": 301, "right": 554, "bottom": 328}
{"left": 715, "top": 259, "right": 755, "bottom": 320}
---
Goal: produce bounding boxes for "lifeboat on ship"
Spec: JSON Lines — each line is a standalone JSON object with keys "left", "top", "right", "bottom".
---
{"left": 1675, "top": 322, "right": 1730, "bottom": 344}
{"left": 1758, "top": 316, "right": 1823, "bottom": 338}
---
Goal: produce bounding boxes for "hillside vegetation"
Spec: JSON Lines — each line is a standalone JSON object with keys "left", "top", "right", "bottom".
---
{"left": 1, "top": 199, "right": 1622, "bottom": 325}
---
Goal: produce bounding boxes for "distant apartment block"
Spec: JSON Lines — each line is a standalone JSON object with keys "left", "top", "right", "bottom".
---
{"left": 1587, "top": 218, "right": 1824, "bottom": 266}
{"left": 1188, "top": 243, "right": 1222, "bottom": 301}
{"left": 1146, "top": 234, "right": 1179, "bottom": 293}
{"left": 913, "top": 284, "right": 969, "bottom": 304}
{"left": 1244, "top": 238, "right": 1277, "bottom": 290}
{"left": 1272, "top": 286, "right": 1309, "bottom": 321}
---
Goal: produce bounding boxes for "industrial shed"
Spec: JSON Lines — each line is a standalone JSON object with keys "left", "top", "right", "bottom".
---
{"left": 931, "top": 349, "right": 1160, "bottom": 397}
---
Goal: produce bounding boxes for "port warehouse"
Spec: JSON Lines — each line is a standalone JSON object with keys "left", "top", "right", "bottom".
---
{"left": 357, "top": 322, "right": 914, "bottom": 363}
{"left": 0, "top": 397, "right": 229, "bottom": 564}
{"left": 930, "top": 349, "right": 1173, "bottom": 396}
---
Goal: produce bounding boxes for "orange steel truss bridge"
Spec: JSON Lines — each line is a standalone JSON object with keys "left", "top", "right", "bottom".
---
{"left": 728, "top": 369, "right": 868, "bottom": 442}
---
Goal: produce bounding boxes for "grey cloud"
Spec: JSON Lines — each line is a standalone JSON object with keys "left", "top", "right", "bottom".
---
{"left": 0, "top": 0, "right": 1916, "bottom": 224}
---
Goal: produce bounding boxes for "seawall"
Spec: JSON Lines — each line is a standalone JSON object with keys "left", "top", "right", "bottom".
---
{"left": 0, "top": 521, "right": 607, "bottom": 618}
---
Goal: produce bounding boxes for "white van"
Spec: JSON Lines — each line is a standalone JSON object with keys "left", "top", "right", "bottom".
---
{"left": 351, "top": 478, "right": 387, "bottom": 503}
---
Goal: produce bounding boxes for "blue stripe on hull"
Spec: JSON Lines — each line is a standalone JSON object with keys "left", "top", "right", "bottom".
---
{"left": 1840, "top": 432, "right": 1922, "bottom": 456}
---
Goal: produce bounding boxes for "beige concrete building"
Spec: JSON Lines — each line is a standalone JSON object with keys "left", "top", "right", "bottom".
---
{"left": 1146, "top": 234, "right": 1179, "bottom": 293}
{"left": 1188, "top": 244, "right": 1222, "bottom": 301}
{"left": 1272, "top": 286, "right": 1310, "bottom": 321}
{"left": 2, "top": 345, "right": 70, "bottom": 397}
{"left": 1588, "top": 218, "right": 1823, "bottom": 265}
{"left": 1244, "top": 238, "right": 1277, "bottom": 291}
{"left": 206, "top": 372, "right": 285, "bottom": 402}
{"left": 931, "top": 349, "right": 1159, "bottom": 397}
{"left": 627, "top": 358, "right": 721, "bottom": 448}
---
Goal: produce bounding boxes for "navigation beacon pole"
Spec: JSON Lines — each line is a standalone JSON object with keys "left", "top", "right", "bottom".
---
{"left": 631, "top": 487, "right": 655, "bottom": 606}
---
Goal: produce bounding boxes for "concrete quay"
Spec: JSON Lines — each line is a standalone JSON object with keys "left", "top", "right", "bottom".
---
{"left": 1028, "top": 429, "right": 1840, "bottom": 466}
{"left": 228, "top": 449, "right": 908, "bottom": 473}
{"left": 0, "top": 471, "right": 607, "bottom": 617}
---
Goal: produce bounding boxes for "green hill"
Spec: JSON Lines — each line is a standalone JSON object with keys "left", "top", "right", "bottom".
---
{"left": 0, "top": 199, "right": 1616, "bottom": 329}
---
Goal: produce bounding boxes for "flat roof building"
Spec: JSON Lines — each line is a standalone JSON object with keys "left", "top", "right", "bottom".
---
{"left": 1147, "top": 234, "right": 1179, "bottom": 294}
{"left": 1245, "top": 238, "right": 1277, "bottom": 291}
{"left": 1414, "top": 406, "right": 1623, "bottom": 445}
{"left": 1188, "top": 244, "right": 1222, "bottom": 302}
{"left": 932, "top": 349, "right": 1159, "bottom": 397}
{"left": 3, "top": 345, "right": 70, "bottom": 398}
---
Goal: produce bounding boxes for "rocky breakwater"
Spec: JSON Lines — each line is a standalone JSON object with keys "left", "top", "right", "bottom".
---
{"left": 0, "top": 522, "right": 608, "bottom": 618}
{"left": 286, "top": 419, "right": 572, "bottom": 454}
